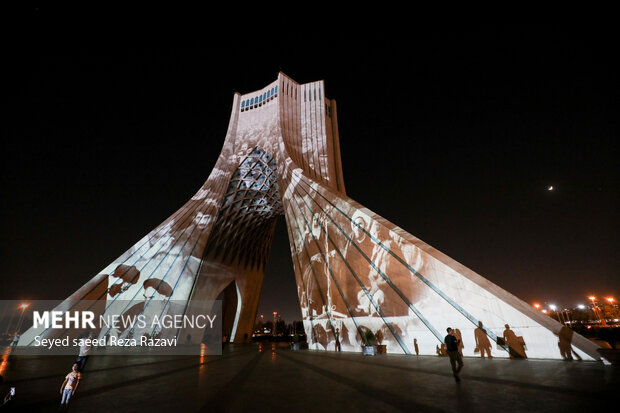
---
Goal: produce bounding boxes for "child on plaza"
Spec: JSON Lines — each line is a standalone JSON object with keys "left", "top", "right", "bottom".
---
{"left": 59, "top": 363, "right": 81, "bottom": 409}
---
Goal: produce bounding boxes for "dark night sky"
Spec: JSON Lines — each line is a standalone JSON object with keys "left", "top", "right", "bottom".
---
{"left": 2, "top": 18, "right": 618, "bottom": 323}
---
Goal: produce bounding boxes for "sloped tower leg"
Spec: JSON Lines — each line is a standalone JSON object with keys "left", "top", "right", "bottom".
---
{"left": 274, "top": 73, "right": 602, "bottom": 361}
{"left": 278, "top": 166, "right": 601, "bottom": 360}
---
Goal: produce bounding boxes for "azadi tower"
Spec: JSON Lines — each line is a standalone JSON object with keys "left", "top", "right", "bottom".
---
{"left": 21, "top": 73, "right": 604, "bottom": 361}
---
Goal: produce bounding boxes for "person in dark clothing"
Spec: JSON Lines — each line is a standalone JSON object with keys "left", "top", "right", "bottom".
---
{"left": 76, "top": 332, "right": 94, "bottom": 372}
{"left": 445, "top": 327, "right": 464, "bottom": 382}
{"left": 334, "top": 328, "right": 341, "bottom": 352}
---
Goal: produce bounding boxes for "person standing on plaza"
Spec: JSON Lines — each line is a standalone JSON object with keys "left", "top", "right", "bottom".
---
{"left": 59, "top": 363, "right": 82, "bottom": 410}
{"left": 445, "top": 327, "right": 464, "bottom": 382}
{"left": 334, "top": 328, "right": 341, "bottom": 352}
{"left": 76, "top": 332, "right": 94, "bottom": 372}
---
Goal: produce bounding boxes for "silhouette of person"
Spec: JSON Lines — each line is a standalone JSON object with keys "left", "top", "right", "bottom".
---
{"left": 503, "top": 324, "right": 527, "bottom": 359}
{"left": 10, "top": 334, "right": 19, "bottom": 350}
{"left": 557, "top": 325, "right": 574, "bottom": 361}
{"left": 335, "top": 323, "right": 352, "bottom": 349}
{"left": 474, "top": 321, "right": 493, "bottom": 358}
{"left": 76, "top": 332, "right": 94, "bottom": 372}
{"left": 444, "top": 327, "right": 464, "bottom": 382}
{"left": 335, "top": 328, "right": 341, "bottom": 352}
{"left": 414, "top": 338, "right": 419, "bottom": 355}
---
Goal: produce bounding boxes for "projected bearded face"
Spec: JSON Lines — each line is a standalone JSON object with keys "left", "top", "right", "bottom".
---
{"left": 351, "top": 213, "right": 367, "bottom": 243}
{"left": 144, "top": 286, "right": 161, "bottom": 301}
{"left": 142, "top": 279, "right": 173, "bottom": 301}
{"left": 108, "top": 265, "right": 141, "bottom": 298}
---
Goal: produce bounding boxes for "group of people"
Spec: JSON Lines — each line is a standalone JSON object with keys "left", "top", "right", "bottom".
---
{"left": 58, "top": 332, "right": 93, "bottom": 410}
{"left": 442, "top": 322, "right": 533, "bottom": 383}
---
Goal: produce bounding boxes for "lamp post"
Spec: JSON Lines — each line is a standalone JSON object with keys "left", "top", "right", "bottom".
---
{"left": 273, "top": 312, "right": 277, "bottom": 337}
{"left": 605, "top": 297, "right": 615, "bottom": 322}
{"left": 589, "top": 296, "right": 607, "bottom": 326}
{"left": 549, "top": 304, "right": 561, "bottom": 323}
{"left": 563, "top": 309, "right": 571, "bottom": 325}
{"left": 14, "top": 303, "right": 29, "bottom": 336}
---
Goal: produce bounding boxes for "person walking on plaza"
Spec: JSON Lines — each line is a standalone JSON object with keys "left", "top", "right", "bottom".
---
{"left": 76, "top": 332, "right": 94, "bottom": 372}
{"left": 10, "top": 334, "right": 19, "bottom": 350}
{"left": 59, "top": 363, "right": 82, "bottom": 410}
{"left": 445, "top": 327, "right": 464, "bottom": 382}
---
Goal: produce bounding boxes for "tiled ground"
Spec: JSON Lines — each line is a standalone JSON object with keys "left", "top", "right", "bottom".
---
{"left": 1, "top": 343, "right": 618, "bottom": 412}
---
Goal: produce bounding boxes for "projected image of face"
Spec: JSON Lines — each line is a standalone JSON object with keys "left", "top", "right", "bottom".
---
{"left": 141, "top": 278, "right": 174, "bottom": 336}
{"left": 351, "top": 213, "right": 367, "bottom": 244}
{"left": 142, "top": 278, "right": 173, "bottom": 301}
{"left": 107, "top": 265, "right": 141, "bottom": 298}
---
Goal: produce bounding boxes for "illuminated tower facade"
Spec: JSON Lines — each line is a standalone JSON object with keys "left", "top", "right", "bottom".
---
{"left": 21, "top": 73, "right": 603, "bottom": 361}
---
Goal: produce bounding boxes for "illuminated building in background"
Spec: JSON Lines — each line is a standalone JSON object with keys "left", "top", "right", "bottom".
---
{"left": 19, "top": 73, "right": 603, "bottom": 361}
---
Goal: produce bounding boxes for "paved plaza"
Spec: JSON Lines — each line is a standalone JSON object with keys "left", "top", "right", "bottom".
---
{"left": 1, "top": 344, "right": 618, "bottom": 412}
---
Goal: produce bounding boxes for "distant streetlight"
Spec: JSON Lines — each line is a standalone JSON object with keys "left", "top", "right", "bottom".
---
{"left": 577, "top": 304, "right": 585, "bottom": 310}
{"left": 533, "top": 303, "right": 541, "bottom": 310}
{"left": 606, "top": 297, "right": 615, "bottom": 304}
{"left": 273, "top": 312, "right": 277, "bottom": 337}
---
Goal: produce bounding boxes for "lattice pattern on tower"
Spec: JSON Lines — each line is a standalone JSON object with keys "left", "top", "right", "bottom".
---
{"left": 204, "top": 147, "right": 283, "bottom": 269}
